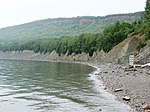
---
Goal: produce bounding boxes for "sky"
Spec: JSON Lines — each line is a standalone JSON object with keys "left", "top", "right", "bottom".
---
{"left": 0, "top": 0, "right": 146, "bottom": 28}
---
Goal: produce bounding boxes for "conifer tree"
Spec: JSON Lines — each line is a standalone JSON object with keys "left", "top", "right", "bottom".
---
{"left": 144, "top": 0, "right": 150, "bottom": 39}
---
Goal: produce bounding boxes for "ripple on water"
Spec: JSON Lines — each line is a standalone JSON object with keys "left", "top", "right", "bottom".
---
{"left": 0, "top": 60, "right": 132, "bottom": 112}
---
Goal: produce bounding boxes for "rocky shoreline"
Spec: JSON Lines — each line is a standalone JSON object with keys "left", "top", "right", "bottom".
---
{"left": 90, "top": 62, "right": 150, "bottom": 112}
{"left": 0, "top": 51, "right": 149, "bottom": 112}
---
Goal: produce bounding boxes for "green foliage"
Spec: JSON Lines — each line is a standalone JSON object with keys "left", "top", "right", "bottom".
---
{"left": 0, "top": 12, "right": 142, "bottom": 43}
{"left": 136, "top": 41, "right": 146, "bottom": 51}
{"left": 99, "top": 21, "right": 133, "bottom": 52}
{"left": 1, "top": 10, "right": 148, "bottom": 56}
{"left": 144, "top": 0, "right": 150, "bottom": 40}
{"left": 0, "top": 21, "right": 135, "bottom": 56}
{"left": 147, "top": 40, "right": 150, "bottom": 46}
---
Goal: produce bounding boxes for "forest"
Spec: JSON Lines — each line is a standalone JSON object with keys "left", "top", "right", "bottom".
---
{"left": 0, "top": 12, "right": 141, "bottom": 42}
{"left": 0, "top": 0, "right": 149, "bottom": 57}
{"left": 0, "top": 21, "right": 144, "bottom": 56}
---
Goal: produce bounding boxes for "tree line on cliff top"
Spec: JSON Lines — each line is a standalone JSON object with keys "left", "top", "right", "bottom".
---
{"left": 0, "top": 21, "right": 142, "bottom": 56}
{"left": 0, "top": 0, "right": 149, "bottom": 56}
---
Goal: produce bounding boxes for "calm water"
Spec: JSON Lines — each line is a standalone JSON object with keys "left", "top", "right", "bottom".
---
{"left": 0, "top": 60, "right": 132, "bottom": 112}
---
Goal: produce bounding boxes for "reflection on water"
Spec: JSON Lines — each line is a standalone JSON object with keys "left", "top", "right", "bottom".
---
{"left": 0, "top": 60, "right": 132, "bottom": 112}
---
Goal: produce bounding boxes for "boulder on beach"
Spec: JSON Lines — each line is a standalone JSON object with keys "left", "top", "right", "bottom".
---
{"left": 142, "top": 105, "right": 150, "bottom": 110}
{"left": 114, "top": 88, "right": 123, "bottom": 92}
{"left": 123, "top": 96, "right": 130, "bottom": 101}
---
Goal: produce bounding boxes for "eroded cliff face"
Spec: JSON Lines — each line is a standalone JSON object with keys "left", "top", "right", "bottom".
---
{"left": 90, "top": 34, "right": 146, "bottom": 64}
{"left": 0, "top": 34, "right": 149, "bottom": 64}
{"left": 105, "top": 34, "right": 144, "bottom": 64}
{"left": 135, "top": 46, "right": 150, "bottom": 64}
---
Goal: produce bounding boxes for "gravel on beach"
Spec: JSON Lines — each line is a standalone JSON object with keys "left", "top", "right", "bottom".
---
{"left": 93, "top": 63, "right": 150, "bottom": 112}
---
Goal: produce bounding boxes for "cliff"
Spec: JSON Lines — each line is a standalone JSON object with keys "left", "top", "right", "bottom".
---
{"left": 0, "top": 34, "right": 149, "bottom": 64}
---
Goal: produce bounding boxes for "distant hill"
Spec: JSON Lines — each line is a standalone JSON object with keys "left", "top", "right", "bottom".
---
{"left": 0, "top": 12, "right": 142, "bottom": 42}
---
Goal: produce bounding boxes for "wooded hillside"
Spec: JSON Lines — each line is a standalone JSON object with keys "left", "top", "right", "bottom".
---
{"left": 0, "top": 12, "right": 142, "bottom": 42}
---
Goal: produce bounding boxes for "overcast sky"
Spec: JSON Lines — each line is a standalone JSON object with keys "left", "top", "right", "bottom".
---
{"left": 0, "top": 0, "right": 146, "bottom": 28}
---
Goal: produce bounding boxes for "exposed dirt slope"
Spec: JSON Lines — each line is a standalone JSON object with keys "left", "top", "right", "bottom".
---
{"left": 0, "top": 34, "right": 149, "bottom": 64}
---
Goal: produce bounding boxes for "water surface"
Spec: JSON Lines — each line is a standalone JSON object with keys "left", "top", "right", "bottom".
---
{"left": 0, "top": 60, "right": 131, "bottom": 112}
